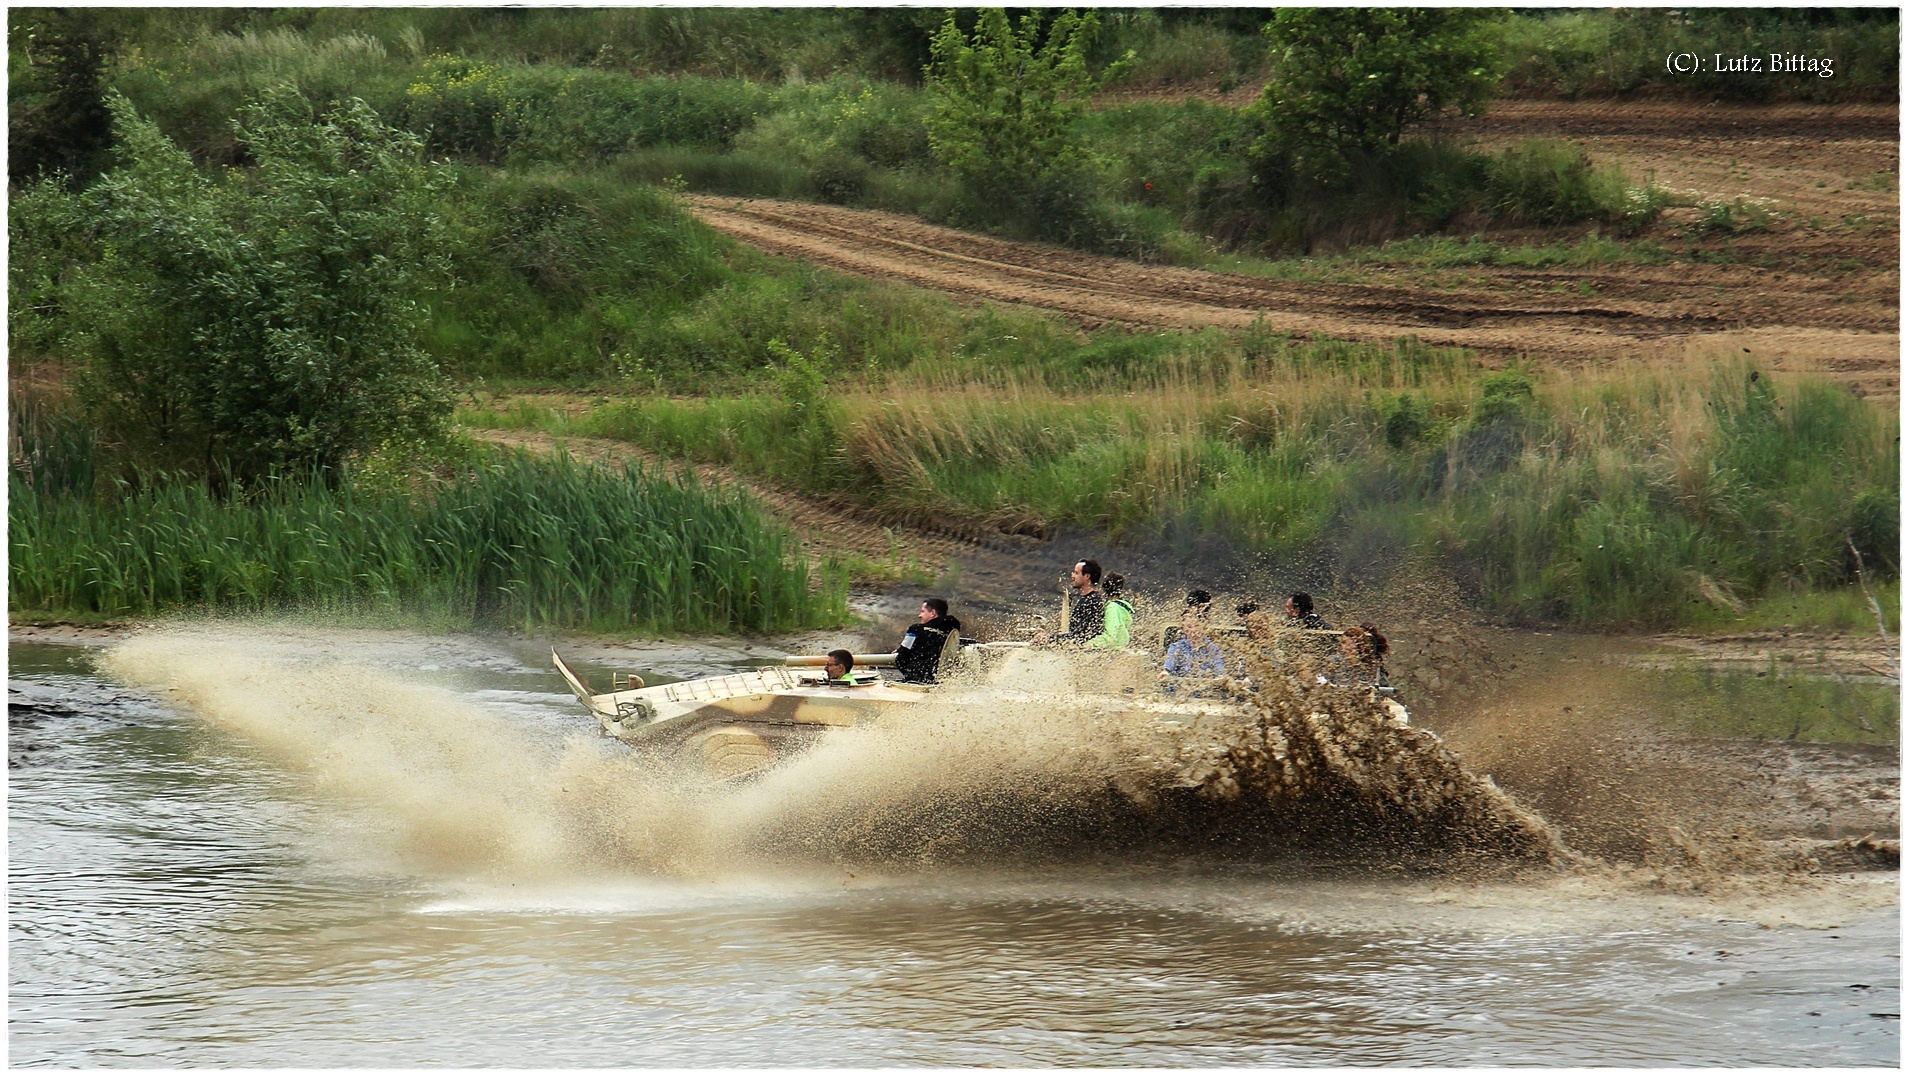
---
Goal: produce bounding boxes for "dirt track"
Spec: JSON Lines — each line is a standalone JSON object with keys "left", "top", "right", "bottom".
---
{"left": 684, "top": 100, "right": 1898, "bottom": 397}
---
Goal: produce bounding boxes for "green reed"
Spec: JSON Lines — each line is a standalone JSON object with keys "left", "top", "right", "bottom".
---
{"left": 10, "top": 452, "right": 842, "bottom": 633}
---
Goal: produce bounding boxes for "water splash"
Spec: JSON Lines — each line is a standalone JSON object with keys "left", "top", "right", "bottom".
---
{"left": 104, "top": 627, "right": 1571, "bottom": 881}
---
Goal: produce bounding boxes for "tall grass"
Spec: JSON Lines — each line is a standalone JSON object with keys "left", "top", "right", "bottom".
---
{"left": 8, "top": 388, "right": 98, "bottom": 498}
{"left": 478, "top": 345, "right": 1897, "bottom": 629}
{"left": 10, "top": 451, "right": 843, "bottom": 633}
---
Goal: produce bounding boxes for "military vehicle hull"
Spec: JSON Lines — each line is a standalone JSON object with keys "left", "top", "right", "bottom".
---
{"left": 553, "top": 644, "right": 1407, "bottom": 782}
{"left": 554, "top": 650, "right": 940, "bottom": 780}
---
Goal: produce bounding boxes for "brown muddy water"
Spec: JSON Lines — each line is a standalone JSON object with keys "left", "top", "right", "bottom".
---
{"left": 8, "top": 625, "right": 1899, "bottom": 1066}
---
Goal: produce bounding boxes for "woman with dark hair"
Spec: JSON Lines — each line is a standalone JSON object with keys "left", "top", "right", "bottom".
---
{"left": 1087, "top": 572, "right": 1133, "bottom": 650}
{"left": 1337, "top": 623, "right": 1391, "bottom": 689}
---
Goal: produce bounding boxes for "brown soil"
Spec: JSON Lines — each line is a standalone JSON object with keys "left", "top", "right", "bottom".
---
{"left": 683, "top": 100, "right": 1898, "bottom": 399}
{"left": 1637, "top": 629, "right": 1900, "bottom": 682}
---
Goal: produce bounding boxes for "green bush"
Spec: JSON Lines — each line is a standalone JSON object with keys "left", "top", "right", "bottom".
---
{"left": 401, "top": 57, "right": 772, "bottom": 164}
{"left": 923, "top": 8, "right": 1108, "bottom": 237}
{"left": 1487, "top": 139, "right": 1620, "bottom": 225}
{"left": 1253, "top": 9, "right": 1501, "bottom": 184}
{"left": 1101, "top": 12, "right": 1261, "bottom": 88}
{"left": 55, "top": 90, "right": 453, "bottom": 481}
{"left": 8, "top": 8, "right": 120, "bottom": 187}
{"left": 1383, "top": 392, "right": 1432, "bottom": 449}
{"left": 110, "top": 27, "right": 412, "bottom": 166}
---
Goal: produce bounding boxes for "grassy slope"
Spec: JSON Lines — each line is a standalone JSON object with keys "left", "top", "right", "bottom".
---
{"left": 11, "top": 10, "right": 1900, "bottom": 637}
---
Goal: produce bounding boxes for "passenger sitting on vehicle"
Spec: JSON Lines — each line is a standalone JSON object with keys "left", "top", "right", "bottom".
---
{"left": 1184, "top": 588, "right": 1214, "bottom": 619}
{"left": 897, "top": 598, "right": 961, "bottom": 683}
{"left": 823, "top": 649, "right": 865, "bottom": 685}
{"left": 1087, "top": 573, "right": 1133, "bottom": 650}
{"left": 1241, "top": 608, "right": 1275, "bottom": 641}
{"left": 1285, "top": 591, "right": 1333, "bottom": 631}
{"left": 1034, "top": 558, "right": 1106, "bottom": 647}
{"left": 1336, "top": 624, "right": 1392, "bottom": 690}
{"left": 1162, "top": 611, "right": 1225, "bottom": 692}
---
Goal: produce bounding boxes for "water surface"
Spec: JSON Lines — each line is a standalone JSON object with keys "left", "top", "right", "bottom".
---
{"left": 9, "top": 633, "right": 1898, "bottom": 1066}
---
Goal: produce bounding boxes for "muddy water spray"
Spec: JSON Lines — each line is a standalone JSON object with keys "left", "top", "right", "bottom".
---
{"left": 105, "top": 628, "right": 1571, "bottom": 878}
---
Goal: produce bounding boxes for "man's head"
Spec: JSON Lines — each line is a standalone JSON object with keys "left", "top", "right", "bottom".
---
{"left": 920, "top": 597, "right": 949, "bottom": 622}
{"left": 1181, "top": 609, "right": 1209, "bottom": 645}
{"left": 1071, "top": 559, "right": 1102, "bottom": 591}
{"left": 824, "top": 649, "right": 855, "bottom": 679}
{"left": 1286, "top": 592, "right": 1314, "bottom": 618}
{"left": 1234, "top": 600, "right": 1259, "bottom": 621}
{"left": 1242, "top": 609, "right": 1275, "bottom": 642}
{"left": 1339, "top": 626, "right": 1366, "bottom": 663}
{"left": 1184, "top": 588, "right": 1212, "bottom": 614}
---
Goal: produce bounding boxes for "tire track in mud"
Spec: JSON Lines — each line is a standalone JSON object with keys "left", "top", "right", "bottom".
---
{"left": 682, "top": 96, "right": 1899, "bottom": 396}
{"left": 688, "top": 195, "right": 1724, "bottom": 357}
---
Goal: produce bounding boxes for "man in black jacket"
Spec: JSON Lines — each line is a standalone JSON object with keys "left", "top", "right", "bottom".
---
{"left": 1285, "top": 591, "right": 1332, "bottom": 630}
{"left": 896, "top": 598, "right": 961, "bottom": 683}
{"left": 1034, "top": 559, "right": 1106, "bottom": 648}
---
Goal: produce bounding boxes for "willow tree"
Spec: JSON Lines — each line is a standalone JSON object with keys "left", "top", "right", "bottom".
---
{"left": 61, "top": 88, "right": 453, "bottom": 482}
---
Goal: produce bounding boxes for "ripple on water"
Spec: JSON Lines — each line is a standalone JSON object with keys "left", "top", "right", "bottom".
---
{"left": 7, "top": 627, "right": 1899, "bottom": 1066}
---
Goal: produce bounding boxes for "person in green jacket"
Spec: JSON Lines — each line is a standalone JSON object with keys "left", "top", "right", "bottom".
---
{"left": 823, "top": 649, "right": 869, "bottom": 685}
{"left": 1087, "top": 573, "right": 1133, "bottom": 650}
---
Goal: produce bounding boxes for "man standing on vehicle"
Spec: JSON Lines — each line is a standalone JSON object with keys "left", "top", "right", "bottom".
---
{"left": 1036, "top": 559, "right": 1106, "bottom": 647}
{"left": 897, "top": 598, "right": 961, "bottom": 683}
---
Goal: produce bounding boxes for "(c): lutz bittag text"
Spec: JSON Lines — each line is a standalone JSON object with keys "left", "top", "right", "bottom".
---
{"left": 1666, "top": 52, "right": 1835, "bottom": 77}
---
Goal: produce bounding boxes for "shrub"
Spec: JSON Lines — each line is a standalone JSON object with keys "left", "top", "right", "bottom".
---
{"left": 924, "top": 8, "right": 1107, "bottom": 233}
{"left": 730, "top": 78, "right": 933, "bottom": 203}
{"left": 1488, "top": 139, "right": 1611, "bottom": 224}
{"left": 1383, "top": 392, "right": 1431, "bottom": 449}
{"left": 402, "top": 57, "right": 772, "bottom": 164}
{"left": 8, "top": 8, "right": 120, "bottom": 187}
{"left": 110, "top": 27, "right": 410, "bottom": 166}
{"left": 60, "top": 90, "right": 453, "bottom": 481}
{"left": 1254, "top": 9, "right": 1501, "bottom": 183}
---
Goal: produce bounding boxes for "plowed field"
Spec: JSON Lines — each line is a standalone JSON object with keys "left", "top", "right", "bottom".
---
{"left": 685, "top": 101, "right": 1899, "bottom": 398}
